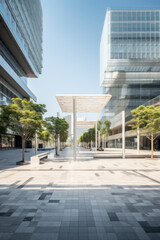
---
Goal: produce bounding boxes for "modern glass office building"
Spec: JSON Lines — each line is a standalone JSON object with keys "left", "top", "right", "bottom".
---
{"left": 0, "top": 0, "right": 43, "bottom": 148}
{"left": 100, "top": 9, "right": 160, "bottom": 121}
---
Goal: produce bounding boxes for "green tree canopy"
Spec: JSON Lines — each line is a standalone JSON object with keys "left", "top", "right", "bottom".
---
{"left": 83, "top": 132, "right": 90, "bottom": 143}
{"left": 130, "top": 105, "right": 160, "bottom": 158}
{"left": 78, "top": 135, "right": 84, "bottom": 143}
{"left": 88, "top": 128, "right": 95, "bottom": 142}
{"left": 79, "top": 120, "right": 110, "bottom": 148}
{"left": 97, "top": 120, "right": 102, "bottom": 131}
{"left": 45, "top": 117, "right": 69, "bottom": 139}
{"left": 45, "top": 116, "right": 69, "bottom": 154}
{"left": 38, "top": 128, "right": 53, "bottom": 147}
{"left": 100, "top": 120, "right": 111, "bottom": 137}
{"left": 60, "top": 130, "right": 68, "bottom": 142}
{"left": 0, "top": 98, "right": 46, "bottom": 162}
{"left": 80, "top": 130, "right": 93, "bottom": 145}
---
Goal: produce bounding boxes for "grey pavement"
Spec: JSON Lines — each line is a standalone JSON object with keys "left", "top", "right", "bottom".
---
{"left": 0, "top": 148, "right": 47, "bottom": 170}
{"left": 0, "top": 147, "right": 160, "bottom": 240}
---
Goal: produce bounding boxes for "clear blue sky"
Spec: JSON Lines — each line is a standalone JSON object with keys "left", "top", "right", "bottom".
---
{"left": 28, "top": 0, "right": 160, "bottom": 120}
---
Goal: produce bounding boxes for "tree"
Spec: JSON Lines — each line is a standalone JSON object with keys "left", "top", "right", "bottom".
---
{"left": 0, "top": 98, "right": 46, "bottom": 163}
{"left": 97, "top": 120, "right": 102, "bottom": 132}
{"left": 78, "top": 135, "right": 84, "bottom": 146}
{"left": 60, "top": 130, "right": 68, "bottom": 149}
{"left": 88, "top": 128, "right": 95, "bottom": 149}
{"left": 38, "top": 128, "right": 53, "bottom": 148}
{"left": 100, "top": 120, "right": 111, "bottom": 137}
{"left": 96, "top": 120, "right": 111, "bottom": 147}
{"left": 80, "top": 131, "right": 93, "bottom": 148}
{"left": 130, "top": 105, "right": 160, "bottom": 159}
{"left": 45, "top": 117, "right": 69, "bottom": 155}
{"left": 88, "top": 128, "right": 95, "bottom": 141}
{"left": 83, "top": 132, "right": 90, "bottom": 147}
{"left": 60, "top": 130, "right": 68, "bottom": 143}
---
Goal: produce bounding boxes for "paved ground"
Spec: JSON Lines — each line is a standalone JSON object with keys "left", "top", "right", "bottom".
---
{"left": 0, "top": 147, "right": 160, "bottom": 240}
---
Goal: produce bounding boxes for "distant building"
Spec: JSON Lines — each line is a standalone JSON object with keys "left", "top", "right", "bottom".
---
{"left": 0, "top": 0, "right": 43, "bottom": 148}
{"left": 64, "top": 115, "right": 73, "bottom": 144}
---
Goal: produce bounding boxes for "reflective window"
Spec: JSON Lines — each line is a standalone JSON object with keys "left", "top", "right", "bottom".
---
{"left": 156, "top": 11, "right": 159, "bottom": 21}
{"left": 146, "top": 12, "right": 150, "bottom": 21}
{"left": 142, "top": 12, "right": 145, "bottom": 21}
{"left": 110, "top": 10, "right": 160, "bottom": 60}
{"left": 151, "top": 12, "right": 155, "bottom": 21}
{"left": 123, "top": 12, "right": 128, "bottom": 21}
{"left": 137, "top": 12, "right": 141, "bottom": 21}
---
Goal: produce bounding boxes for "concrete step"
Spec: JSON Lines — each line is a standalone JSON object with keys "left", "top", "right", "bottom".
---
{"left": 93, "top": 154, "right": 159, "bottom": 159}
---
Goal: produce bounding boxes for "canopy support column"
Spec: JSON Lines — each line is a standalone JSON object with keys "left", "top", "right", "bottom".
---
{"left": 73, "top": 98, "right": 77, "bottom": 161}
{"left": 57, "top": 112, "right": 60, "bottom": 156}
{"left": 137, "top": 127, "right": 140, "bottom": 154}
{"left": 98, "top": 131, "right": 100, "bottom": 148}
{"left": 95, "top": 121, "right": 97, "bottom": 150}
{"left": 35, "top": 133, "right": 37, "bottom": 155}
{"left": 122, "top": 110, "right": 125, "bottom": 159}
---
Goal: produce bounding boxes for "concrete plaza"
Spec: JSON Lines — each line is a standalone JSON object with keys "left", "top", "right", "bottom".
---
{"left": 0, "top": 147, "right": 160, "bottom": 240}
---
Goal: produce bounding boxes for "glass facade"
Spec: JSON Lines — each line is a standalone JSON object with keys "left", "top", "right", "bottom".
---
{"left": 100, "top": 10, "right": 160, "bottom": 121}
{"left": 0, "top": 0, "right": 42, "bottom": 103}
{"left": 0, "top": 0, "right": 42, "bottom": 148}
{"left": 0, "top": 134, "right": 15, "bottom": 149}
{"left": 0, "top": 80, "right": 19, "bottom": 105}
{"left": 0, "top": 0, "right": 43, "bottom": 74}
{"left": 110, "top": 10, "right": 160, "bottom": 60}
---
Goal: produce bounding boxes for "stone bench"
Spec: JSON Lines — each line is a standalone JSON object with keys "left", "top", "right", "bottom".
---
{"left": 31, "top": 152, "right": 50, "bottom": 167}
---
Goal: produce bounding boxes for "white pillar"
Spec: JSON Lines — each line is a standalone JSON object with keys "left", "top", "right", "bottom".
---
{"left": 98, "top": 131, "right": 100, "bottom": 148}
{"left": 35, "top": 133, "right": 37, "bottom": 155}
{"left": 122, "top": 111, "right": 125, "bottom": 159}
{"left": 95, "top": 121, "right": 97, "bottom": 150}
{"left": 137, "top": 127, "right": 140, "bottom": 154}
{"left": 57, "top": 112, "right": 60, "bottom": 155}
{"left": 73, "top": 98, "right": 77, "bottom": 161}
{"left": 103, "top": 135, "right": 105, "bottom": 148}
{"left": 115, "top": 139, "right": 117, "bottom": 148}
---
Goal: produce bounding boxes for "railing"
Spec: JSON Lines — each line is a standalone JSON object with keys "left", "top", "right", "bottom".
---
{"left": 144, "top": 95, "right": 160, "bottom": 106}
{"left": 0, "top": 100, "right": 11, "bottom": 105}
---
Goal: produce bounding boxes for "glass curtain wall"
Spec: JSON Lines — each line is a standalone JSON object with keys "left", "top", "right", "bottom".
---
{"left": 101, "top": 10, "right": 160, "bottom": 121}
{"left": 111, "top": 10, "right": 160, "bottom": 60}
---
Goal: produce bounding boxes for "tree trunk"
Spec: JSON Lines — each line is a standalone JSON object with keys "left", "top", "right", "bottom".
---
{"left": 22, "top": 136, "right": 25, "bottom": 162}
{"left": 56, "top": 135, "right": 59, "bottom": 155}
{"left": 56, "top": 137, "right": 58, "bottom": 155}
{"left": 151, "top": 134, "right": 154, "bottom": 159}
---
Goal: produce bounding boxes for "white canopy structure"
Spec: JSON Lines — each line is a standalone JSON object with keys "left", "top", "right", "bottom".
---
{"left": 77, "top": 120, "right": 97, "bottom": 129}
{"left": 56, "top": 94, "right": 111, "bottom": 160}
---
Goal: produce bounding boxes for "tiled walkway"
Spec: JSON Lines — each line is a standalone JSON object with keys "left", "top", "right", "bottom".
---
{"left": 0, "top": 147, "right": 160, "bottom": 240}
